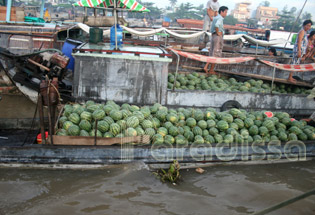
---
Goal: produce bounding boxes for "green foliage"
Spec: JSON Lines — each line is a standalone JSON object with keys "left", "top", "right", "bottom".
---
{"left": 224, "top": 15, "right": 238, "bottom": 25}
{"left": 167, "top": 3, "right": 204, "bottom": 20}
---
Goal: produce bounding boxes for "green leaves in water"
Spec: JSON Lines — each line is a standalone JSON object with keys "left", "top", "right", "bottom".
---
{"left": 154, "top": 160, "right": 181, "bottom": 184}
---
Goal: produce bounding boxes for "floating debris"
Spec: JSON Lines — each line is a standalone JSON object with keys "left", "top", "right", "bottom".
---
{"left": 154, "top": 160, "right": 181, "bottom": 184}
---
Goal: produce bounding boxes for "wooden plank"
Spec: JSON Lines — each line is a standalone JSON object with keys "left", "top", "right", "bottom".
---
{"left": 53, "top": 135, "right": 150, "bottom": 146}
{"left": 182, "top": 65, "right": 313, "bottom": 88}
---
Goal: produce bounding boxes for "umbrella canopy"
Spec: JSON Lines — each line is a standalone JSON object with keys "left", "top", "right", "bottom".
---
{"left": 73, "top": 0, "right": 150, "bottom": 12}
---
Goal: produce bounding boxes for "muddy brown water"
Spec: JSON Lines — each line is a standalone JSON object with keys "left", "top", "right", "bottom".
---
{"left": 1, "top": 161, "right": 315, "bottom": 215}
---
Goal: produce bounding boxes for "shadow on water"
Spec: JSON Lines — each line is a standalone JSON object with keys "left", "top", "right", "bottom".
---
{"left": 0, "top": 160, "right": 315, "bottom": 215}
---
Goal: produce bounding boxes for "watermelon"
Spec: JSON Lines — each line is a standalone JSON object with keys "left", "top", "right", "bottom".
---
{"left": 135, "top": 127, "right": 145, "bottom": 136}
{"left": 184, "top": 131, "right": 195, "bottom": 142}
{"left": 103, "top": 116, "right": 115, "bottom": 125}
{"left": 79, "top": 120, "right": 92, "bottom": 132}
{"left": 87, "top": 104, "right": 99, "bottom": 113}
{"left": 234, "top": 118, "right": 244, "bottom": 129}
{"left": 217, "top": 120, "right": 229, "bottom": 131}
{"left": 110, "top": 123, "right": 121, "bottom": 136}
{"left": 289, "top": 126, "right": 302, "bottom": 135}
{"left": 209, "top": 127, "right": 219, "bottom": 136}
{"left": 80, "top": 111, "right": 92, "bottom": 121}
{"left": 80, "top": 130, "right": 90, "bottom": 137}
{"left": 169, "top": 126, "right": 180, "bottom": 137}
{"left": 69, "top": 113, "right": 80, "bottom": 125}
{"left": 157, "top": 127, "right": 168, "bottom": 137}
{"left": 156, "top": 110, "right": 168, "bottom": 122}
{"left": 298, "top": 132, "right": 308, "bottom": 141}
{"left": 151, "top": 117, "right": 161, "bottom": 129}
{"left": 175, "top": 135, "right": 187, "bottom": 145}
{"left": 103, "top": 132, "right": 114, "bottom": 138}
{"left": 222, "top": 113, "right": 233, "bottom": 123}
{"left": 68, "top": 125, "right": 80, "bottom": 136}
{"left": 244, "top": 118, "right": 254, "bottom": 128}
{"left": 224, "top": 134, "right": 234, "bottom": 144}
{"left": 229, "top": 108, "right": 242, "bottom": 118}
{"left": 205, "top": 111, "right": 216, "bottom": 120}
{"left": 58, "top": 116, "right": 68, "bottom": 128}
{"left": 56, "top": 129, "right": 67, "bottom": 136}
{"left": 125, "top": 127, "right": 137, "bottom": 137}
{"left": 194, "top": 135, "right": 205, "bottom": 144}
{"left": 186, "top": 118, "right": 197, "bottom": 128}
{"left": 177, "top": 120, "right": 186, "bottom": 127}
{"left": 103, "top": 104, "right": 114, "bottom": 115}
{"left": 129, "top": 105, "right": 140, "bottom": 112}
{"left": 145, "top": 128, "right": 156, "bottom": 138}
{"left": 126, "top": 116, "right": 140, "bottom": 128}
{"left": 214, "top": 134, "right": 223, "bottom": 143}
{"left": 63, "top": 121, "right": 74, "bottom": 130}
{"left": 198, "top": 120, "right": 208, "bottom": 130}
{"left": 264, "top": 111, "right": 274, "bottom": 118}
{"left": 249, "top": 125, "right": 259, "bottom": 136}
{"left": 207, "top": 120, "right": 216, "bottom": 128}
{"left": 164, "top": 135, "right": 175, "bottom": 145}
{"left": 109, "top": 110, "right": 123, "bottom": 121}
{"left": 262, "top": 120, "right": 275, "bottom": 131}
{"left": 192, "top": 126, "right": 203, "bottom": 136}
{"left": 142, "top": 120, "right": 153, "bottom": 129}
{"left": 151, "top": 134, "right": 163, "bottom": 144}
{"left": 193, "top": 110, "right": 205, "bottom": 121}
{"left": 72, "top": 104, "right": 85, "bottom": 115}
{"left": 164, "top": 121, "right": 173, "bottom": 130}
{"left": 229, "top": 123, "right": 239, "bottom": 130}
{"left": 92, "top": 109, "right": 105, "bottom": 121}
{"left": 205, "top": 135, "right": 215, "bottom": 144}
{"left": 117, "top": 120, "right": 127, "bottom": 131}
{"left": 166, "top": 113, "right": 178, "bottom": 124}
{"left": 121, "top": 109, "right": 132, "bottom": 119}
{"left": 288, "top": 133, "right": 298, "bottom": 141}
{"left": 259, "top": 126, "right": 269, "bottom": 136}
{"left": 278, "top": 132, "right": 288, "bottom": 142}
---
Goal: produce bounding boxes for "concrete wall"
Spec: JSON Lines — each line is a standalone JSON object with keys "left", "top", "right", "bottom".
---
{"left": 166, "top": 90, "right": 315, "bottom": 117}
{"left": 73, "top": 53, "right": 171, "bottom": 105}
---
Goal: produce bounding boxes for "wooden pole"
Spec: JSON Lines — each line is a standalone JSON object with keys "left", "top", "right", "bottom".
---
{"left": 38, "top": 95, "right": 46, "bottom": 144}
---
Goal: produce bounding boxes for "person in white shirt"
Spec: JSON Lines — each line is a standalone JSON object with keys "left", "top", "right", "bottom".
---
{"left": 200, "top": 0, "right": 220, "bottom": 44}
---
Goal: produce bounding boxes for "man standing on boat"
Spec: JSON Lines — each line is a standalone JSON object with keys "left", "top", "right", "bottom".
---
{"left": 200, "top": 0, "right": 220, "bottom": 44}
{"left": 204, "top": 6, "right": 228, "bottom": 74}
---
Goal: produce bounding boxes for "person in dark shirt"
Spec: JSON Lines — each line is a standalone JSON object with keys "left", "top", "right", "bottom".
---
{"left": 268, "top": 48, "right": 277, "bottom": 56}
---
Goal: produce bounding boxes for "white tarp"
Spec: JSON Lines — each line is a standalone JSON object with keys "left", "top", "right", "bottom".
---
{"left": 164, "top": 29, "right": 205, "bottom": 39}
{"left": 122, "top": 26, "right": 165, "bottom": 36}
{"left": 76, "top": 23, "right": 289, "bottom": 46}
{"left": 242, "top": 34, "right": 289, "bottom": 46}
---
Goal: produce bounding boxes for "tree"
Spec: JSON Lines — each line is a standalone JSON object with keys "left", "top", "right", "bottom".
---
{"left": 166, "top": 3, "right": 203, "bottom": 20}
{"left": 259, "top": 1, "right": 270, "bottom": 7}
{"left": 271, "top": 5, "right": 302, "bottom": 32}
{"left": 129, "top": 1, "right": 163, "bottom": 21}
{"left": 169, "top": 0, "right": 177, "bottom": 8}
{"left": 301, "top": 12, "right": 312, "bottom": 21}
{"left": 224, "top": 15, "right": 238, "bottom": 25}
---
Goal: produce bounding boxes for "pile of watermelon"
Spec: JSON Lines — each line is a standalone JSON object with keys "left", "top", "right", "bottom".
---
{"left": 56, "top": 100, "right": 315, "bottom": 145}
{"left": 167, "top": 73, "right": 311, "bottom": 95}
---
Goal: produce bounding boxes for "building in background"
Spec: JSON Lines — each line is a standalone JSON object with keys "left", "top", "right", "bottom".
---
{"left": 255, "top": 6, "right": 279, "bottom": 28}
{"left": 230, "top": 1, "right": 251, "bottom": 23}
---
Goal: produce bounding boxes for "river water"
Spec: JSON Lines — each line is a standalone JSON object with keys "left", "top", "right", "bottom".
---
{"left": 1, "top": 161, "right": 315, "bottom": 215}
